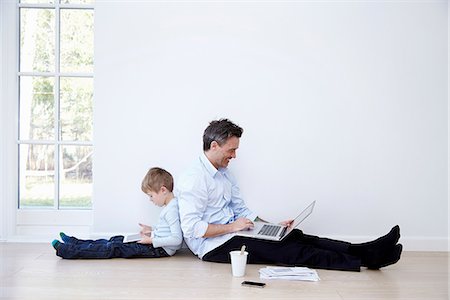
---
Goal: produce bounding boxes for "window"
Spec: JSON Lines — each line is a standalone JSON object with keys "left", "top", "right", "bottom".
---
{"left": 18, "top": 0, "right": 94, "bottom": 210}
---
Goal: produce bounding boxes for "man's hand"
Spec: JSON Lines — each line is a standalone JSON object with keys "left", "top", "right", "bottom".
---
{"left": 232, "top": 217, "right": 254, "bottom": 232}
{"left": 137, "top": 235, "right": 153, "bottom": 244}
{"left": 279, "top": 219, "right": 294, "bottom": 228}
{"left": 138, "top": 223, "right": 152, "bottom": 235}
{"left": 203, "top": 218, "right": 254, "bottom": 238}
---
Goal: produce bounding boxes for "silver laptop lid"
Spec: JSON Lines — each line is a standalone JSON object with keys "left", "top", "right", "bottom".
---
{"left": 283, "top": 200, "right": 315, "bottom": 237}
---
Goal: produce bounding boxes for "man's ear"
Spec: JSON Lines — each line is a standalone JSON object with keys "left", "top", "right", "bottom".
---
{"left": 210, "top": 140, "right": 219, "bottom": 150}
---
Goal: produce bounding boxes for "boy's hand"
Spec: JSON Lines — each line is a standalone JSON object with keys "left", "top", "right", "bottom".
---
{"left": 137, "top": 235, "right": 153, "bottom": 244}
{"left": 138, "top": 223, "right": 152, "bottom": 235}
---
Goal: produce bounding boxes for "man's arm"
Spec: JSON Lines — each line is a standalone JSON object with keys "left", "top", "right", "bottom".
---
{"left": 255, "top": 216, "right": 294, "bottom": 228}
{"left": 203, "top": 217, "right": 254, "bottom": 238}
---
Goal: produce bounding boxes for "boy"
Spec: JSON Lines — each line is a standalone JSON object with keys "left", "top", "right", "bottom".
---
{"left": 52, "top": 167, "right": 182, "bottom": 259}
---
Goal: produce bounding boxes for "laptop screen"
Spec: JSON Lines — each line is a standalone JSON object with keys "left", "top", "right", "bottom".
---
{"left": 285, "top": 200, "right": 315, "bottom": 235}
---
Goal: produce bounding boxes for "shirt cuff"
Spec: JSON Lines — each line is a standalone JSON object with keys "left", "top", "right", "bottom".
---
{"left": 193, "top": 221, "right": 209, "bottom": 238}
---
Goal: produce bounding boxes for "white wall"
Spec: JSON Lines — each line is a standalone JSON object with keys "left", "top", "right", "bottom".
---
{"left": 94, "top": 1, "right": 448, "bottom": 250}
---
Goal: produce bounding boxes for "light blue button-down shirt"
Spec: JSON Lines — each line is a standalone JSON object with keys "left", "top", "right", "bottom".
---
{"left": 177, "top": 153, "right": 258, "bottom": 258}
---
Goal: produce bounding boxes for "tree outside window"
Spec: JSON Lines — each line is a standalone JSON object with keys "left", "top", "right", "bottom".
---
{"left": 18, "top": 0, "right": 94, "bottom": 209}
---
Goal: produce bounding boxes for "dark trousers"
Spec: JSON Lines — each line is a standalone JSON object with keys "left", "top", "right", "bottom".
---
{"left": 202, "top": 229, "right": 361, "bottom": 271}
{"left": 56, "top": 235, "right": 169, "bottom": 259}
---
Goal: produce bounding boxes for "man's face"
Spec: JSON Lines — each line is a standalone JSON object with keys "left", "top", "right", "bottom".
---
{"left": 209, "top": 136, "right": 240, "bottom": 169}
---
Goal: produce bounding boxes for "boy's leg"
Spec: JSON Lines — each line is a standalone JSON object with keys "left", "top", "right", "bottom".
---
{"left": 55, "top": 239, "right": 120, "bottom": 259}
{"left": 55, "top": 240, "right": 168, "bottom": 259}
{"left": 60, "top": 233, "right": 124, "bottom": 246}
{"left": 114, "top": 243, "right": 169, "bottom": 258}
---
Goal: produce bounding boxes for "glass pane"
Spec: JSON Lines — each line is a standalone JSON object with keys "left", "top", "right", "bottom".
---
{"left": 60, "top": 9, "right": 94, "bottom": 73}
{"left": 19, "top": 144, "right": 55, "bottom": 208}
{"left": 20, "top": 76, "right": 55, "bottom": 140}
{"left": 60, "top": 77, "right": 93, "bottom": 141}
{"left": 59, "top": 146, "right": 93, "bottom": 209}
{"left": 20, "top": 8, "right": 55, "bottom": 72}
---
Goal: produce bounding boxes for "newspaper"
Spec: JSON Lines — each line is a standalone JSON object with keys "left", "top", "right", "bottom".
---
{"left": 259, "top": 266, "right": 320, "bottom": 281}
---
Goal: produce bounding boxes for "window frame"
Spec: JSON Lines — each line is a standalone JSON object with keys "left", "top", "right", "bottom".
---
{"left": 18, "top": 1, "right": 94, "bottom": 210}
{"left": 1, "top": 0, "right": 94, "bottom": 240}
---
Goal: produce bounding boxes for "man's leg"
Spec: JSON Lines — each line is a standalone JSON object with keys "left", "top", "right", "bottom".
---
{"left": 292, "top": 229, "right": 402, "bottom": 270}
{"left": 202, "top": 232, "right": 361, "bottom": 271}
{"left": 203, "top": 227, "right": 402, "bottom": 271}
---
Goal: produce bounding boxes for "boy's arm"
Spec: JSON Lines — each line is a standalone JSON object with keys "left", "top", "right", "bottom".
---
{"left": 138, "top": 223, "right": 152, "bottom": 234}
{"left": 138, "top": 235, "right": 153, "bottom": 244}
{"left": 151, "top": 208, "right": 183, "bottom": 248}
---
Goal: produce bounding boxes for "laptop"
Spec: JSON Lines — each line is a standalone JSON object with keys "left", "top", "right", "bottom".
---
{"left": 236, "top": 201, "right": 315, "bottom": 241}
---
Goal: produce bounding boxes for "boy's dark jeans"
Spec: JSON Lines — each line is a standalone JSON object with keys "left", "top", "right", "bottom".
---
{"left": 55, "top": 235, "right": 169, "bottom": 259}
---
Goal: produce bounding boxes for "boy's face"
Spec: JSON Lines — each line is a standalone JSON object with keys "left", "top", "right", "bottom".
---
{"left": 146, "top": 187, "right": 167, "bottom": 207}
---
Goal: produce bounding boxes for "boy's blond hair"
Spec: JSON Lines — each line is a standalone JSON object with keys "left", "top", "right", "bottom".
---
{"left": 141, "top": 167, "right": 174, "bottom": 193}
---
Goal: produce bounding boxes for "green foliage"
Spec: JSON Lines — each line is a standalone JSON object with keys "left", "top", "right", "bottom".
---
{"left": 19, "top": 5, "right": 94, "bottom": 209}
{"left": 61, "top": 9, "right": 94, "bottom": 73}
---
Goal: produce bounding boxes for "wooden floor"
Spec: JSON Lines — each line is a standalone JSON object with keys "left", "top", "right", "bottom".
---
{"left": 0, "top": 243, "right": 448, "bottom": 300}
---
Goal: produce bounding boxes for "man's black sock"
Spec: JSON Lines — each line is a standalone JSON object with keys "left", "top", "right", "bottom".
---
{"left": 349, "top": 225, "right": 400, "bottom": 257}
{"left": 365, "top": 244, "right": 403, "bottom": 269}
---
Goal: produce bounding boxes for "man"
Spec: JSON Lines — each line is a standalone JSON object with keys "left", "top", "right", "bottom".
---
{"left": 177, "top": 119, "right": 402, "bottom": 271}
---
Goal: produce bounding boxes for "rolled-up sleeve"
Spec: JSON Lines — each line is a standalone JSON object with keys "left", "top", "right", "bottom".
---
{"left": 178, "top": 176, "right": 209, "bottom": 239}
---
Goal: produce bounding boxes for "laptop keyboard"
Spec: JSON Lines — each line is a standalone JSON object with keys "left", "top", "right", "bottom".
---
{"left": 258, "top": 224, "right": 280, "bottom": 237}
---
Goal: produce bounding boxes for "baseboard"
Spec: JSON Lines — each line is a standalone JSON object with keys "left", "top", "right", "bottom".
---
{"left": 3, "top": 233, "right": 449, "bottom": 251}
{"left": 328, "top": 235, "right": 448, "bottom": 252}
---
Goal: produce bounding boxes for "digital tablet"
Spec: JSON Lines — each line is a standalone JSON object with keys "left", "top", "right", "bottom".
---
{"left": 123, "top": 232, "right": 152, "bottom": 243}
{"left": 123, "top": 233, "right": 142, "bottom": 243}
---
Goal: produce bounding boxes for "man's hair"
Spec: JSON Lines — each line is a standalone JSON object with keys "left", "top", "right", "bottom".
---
{"left": 141, "top": 167, "right": 174, "bottom": 193}
{"left": 203, "top": 118, "right": 243, "bottom": 151}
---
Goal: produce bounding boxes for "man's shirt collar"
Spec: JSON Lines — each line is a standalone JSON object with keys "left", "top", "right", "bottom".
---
{"left": 200, "top": 152, "right": 222, "bottom": 178}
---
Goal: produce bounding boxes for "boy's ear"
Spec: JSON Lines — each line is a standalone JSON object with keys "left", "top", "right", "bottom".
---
{"left": 160, "top": 186, "right": 168, "bottom": 194}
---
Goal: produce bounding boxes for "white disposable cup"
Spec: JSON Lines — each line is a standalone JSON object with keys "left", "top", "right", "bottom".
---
{"left": 229, "top": 250, "right": 248, "bottom": 277}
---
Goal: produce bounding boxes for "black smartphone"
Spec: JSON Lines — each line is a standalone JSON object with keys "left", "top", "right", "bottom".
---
{"left": 241, "top": 281, "right": 266, "bottom": 288}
